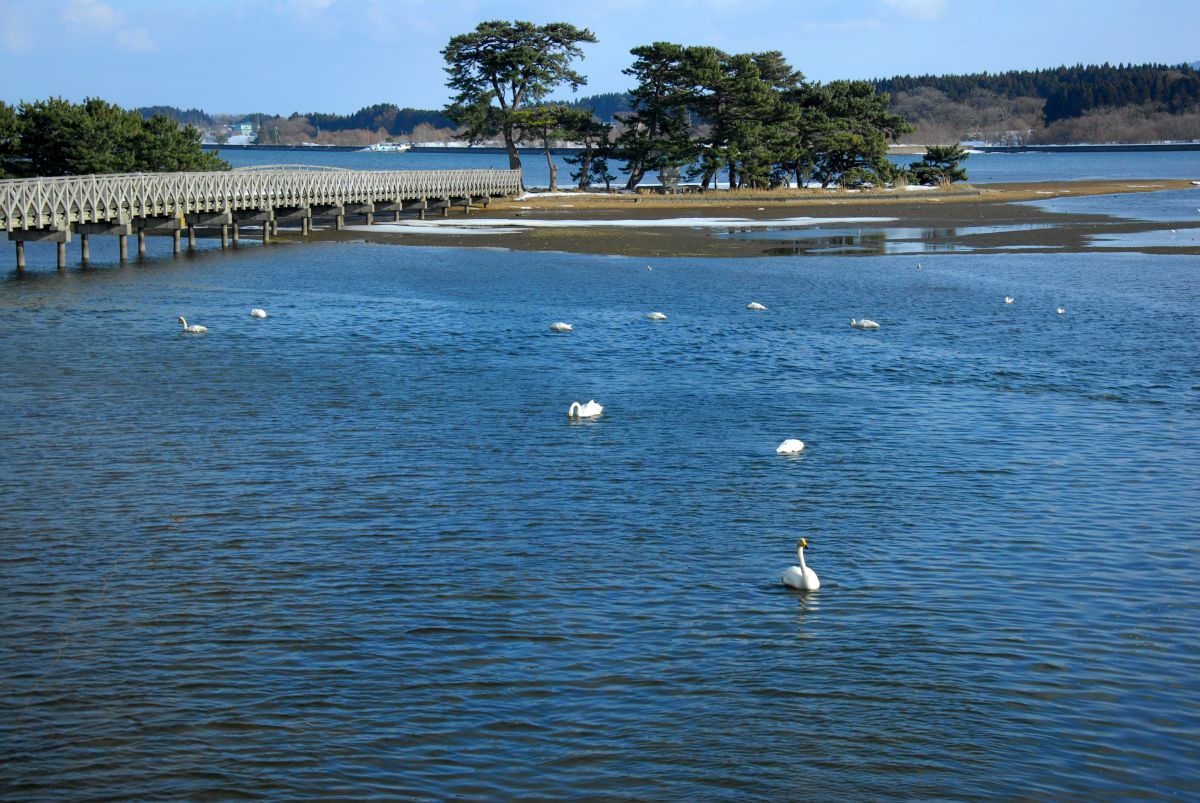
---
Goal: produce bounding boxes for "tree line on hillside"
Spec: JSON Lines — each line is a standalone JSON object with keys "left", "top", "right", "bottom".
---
{"left": 442, "top": 21, "right": 968, "bottom": 192}
{"left": 0, "top": 98, "right": 227, "bottom": 179}
{"left": 875, "top": 63, "right": 1200, "bottom": 125}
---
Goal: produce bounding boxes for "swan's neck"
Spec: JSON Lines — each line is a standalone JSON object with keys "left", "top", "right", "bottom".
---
{"left": 798, "top": 548, "right": 807, "bottom": 570}
{"left": 569, "top": 402, "right": 580, "bottom": 416}
{"left": 179, "top": 318, "right": 187, "bottom": 329}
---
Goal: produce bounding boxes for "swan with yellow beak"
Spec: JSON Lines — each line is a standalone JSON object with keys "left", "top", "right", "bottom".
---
{"left": 782, "top": 538, "right": 820, "bottom": 591}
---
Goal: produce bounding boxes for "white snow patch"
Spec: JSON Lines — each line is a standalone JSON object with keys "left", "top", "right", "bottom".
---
{"left": 349, "top": 215, "right": 896, "bottom": 236}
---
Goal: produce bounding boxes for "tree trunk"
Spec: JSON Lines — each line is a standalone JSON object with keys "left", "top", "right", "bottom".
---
{"left": 543, "top": 141, "right": 557, "bottom": 192}
{"left": 625, "top": 163, "right": 645, "bottom": 190}
{"left": 502, "top": 121, "right": 522, "bottom": 184}
{"left": 578, "top": 150, "right": 593, "bottom": 189}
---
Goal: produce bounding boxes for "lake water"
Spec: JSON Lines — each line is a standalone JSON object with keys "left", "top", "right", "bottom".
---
{"left": 2, "top": 156, "right": 1199, "bottom": 799}
{"left": 214, "top": 146, "right": 1200, "bottom": 189}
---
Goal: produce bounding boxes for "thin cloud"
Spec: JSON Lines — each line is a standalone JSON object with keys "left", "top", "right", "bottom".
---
{"left": 882, "top": 0, "right": 947, "bottom": 20}
{"left": 60, "top": 0, "right": 158, "bottom": 53}
{"left": 61, "top": 0, "right": 120, "bottom": 27}
{"left": 117, "top": 28, "right": 156, "bottom": 53}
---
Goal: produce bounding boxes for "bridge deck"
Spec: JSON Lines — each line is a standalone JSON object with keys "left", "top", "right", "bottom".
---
{"left": 0, "top": 167, "right": 522, "bottom": 232}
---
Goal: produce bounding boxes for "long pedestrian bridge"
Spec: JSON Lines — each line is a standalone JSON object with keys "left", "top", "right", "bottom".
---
{"left": 0, "top": 165, "right": 522, "bottom": 269}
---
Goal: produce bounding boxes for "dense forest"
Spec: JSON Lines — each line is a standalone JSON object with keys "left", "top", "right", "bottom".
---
{"left": 876, "top": 62, "right": 1200, "bottom": 144}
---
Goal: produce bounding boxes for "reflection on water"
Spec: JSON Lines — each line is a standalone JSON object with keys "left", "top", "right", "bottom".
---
{"left": 723, "top": 223, "right": 1058, "bottom": 255}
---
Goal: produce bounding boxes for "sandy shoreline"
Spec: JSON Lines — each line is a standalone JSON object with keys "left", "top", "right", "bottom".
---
{"left": 292, "top": 179, "right": 1200, "bottom": 258}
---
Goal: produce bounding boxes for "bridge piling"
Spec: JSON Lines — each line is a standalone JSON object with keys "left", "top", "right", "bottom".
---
{"left": 15, "top": 241, "right": 24, "bottom": 271}
{"left": 57, "top": 242, "right": 66, "bottom": 270}
{"left": 119, "top": 234, "right": 128, "bottom": 261}
{"left": 80, "top": 232, "right": 90, "bottom": 265}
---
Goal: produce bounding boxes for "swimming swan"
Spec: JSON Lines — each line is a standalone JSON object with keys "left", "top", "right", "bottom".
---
{"left": 1056, "top": 306, "right": 1066, "bottom": 314}
{"left": 647, "top": 312, "right": 668, "bottom": 321}
{"left": 550, "top": 322, "right": 574, "bottom": 332}
{"left": 747, "top": 301, "right": 768, "bottom": 311}
{"left": 1004, "top": 296, "right": 1015, "bottom": 304}
{"left": 568, "top": 400, "right": 603, "bottom": 418}
{"left": 776, "top": 439, "right": 805, "bottom": 454}
{"left": 782, "top": 538, "right": 820, "bottom": 592}
{"left": 250, "top": 308, "right": 268, "bottom": 318}
{"left": 177, "top": 316, "right": 207, "bottom": 334}
{"left": 850, "top": 318, "right": 880, "bottom": 329}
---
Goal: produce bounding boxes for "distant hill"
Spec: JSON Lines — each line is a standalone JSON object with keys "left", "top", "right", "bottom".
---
{"left": 876, "top": 62, "right": 1200, "bottom": 144}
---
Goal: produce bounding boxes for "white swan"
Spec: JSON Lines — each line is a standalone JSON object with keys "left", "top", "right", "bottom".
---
{"left": 250, "top": 308, "right": 268, "bottom": 319}
{"left": 747, "top": 301, "right": 768, "bottom": 311}
{"left": 177, "top": 316, "right": 207, "bottom": 334}
{"left": 647, "top": 311, "right": 668, "bottom": 321}
{"left": 568, "top": 400, "right": 603, "bottom": 418}
{"left": 781, "top": 538, "right": 820, "bottom": 592}
{"left": 1004, "top": 295, "right": 1014, "bottom": 304}
{"left": 850, "top": 318, "right": 880, "bottom": 330}
{"left": 1056, "top": 306, "right": 1066, "bottom": 314}
{"left": 550, "top": 322, "right": 574, "bottom": 332}
{"left": 776, "top": 439, "right": 805, "bottom": 454}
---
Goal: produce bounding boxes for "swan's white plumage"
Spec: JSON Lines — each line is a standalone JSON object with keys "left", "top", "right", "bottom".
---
{"left": 776, "top": 439, "right": 805, "bottom": 454}
{"left": 747, "top": 301, "right": 767, "bottom": 311}
{"left": 1056, "top": 306, "right": 1066, "bottom": 314}
{"left": 1004, "top": 295, "right": 1015, "bottom": 304}
{"left": 177, "top": 316, "right": 207, "bottom": 334}
{"left": 250, "top": 308, "right": 268, "bottom": 318}
{"left": 647, "top": 311, "right": 668, "bottom": 321}
{"left": 850, "top": 318, "right": 880, "bottom": 329}
{"left": 568, "top": 400, "right": 603, "bottom": 418}
{"left": 782, "top": 538, "right": 819, "bottom": 591}
{"left": 550, "top": 321, "right": 574, "bottom": 332}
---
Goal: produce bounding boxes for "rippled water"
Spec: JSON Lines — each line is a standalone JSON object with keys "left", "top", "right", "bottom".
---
{"left": 2, "top": 236, "right": 1199, "bottom": 798}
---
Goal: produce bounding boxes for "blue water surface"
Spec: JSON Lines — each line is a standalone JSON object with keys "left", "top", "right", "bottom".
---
{"left": 214, "top": 147, "right": 1200, "bottom": 188}
{"left": 1, "top": 235, "right": 1198, "bottom": 798}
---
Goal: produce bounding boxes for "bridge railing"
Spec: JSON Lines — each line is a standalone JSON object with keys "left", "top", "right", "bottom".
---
{"left": 0, "top": 168, "right": 522, "bottom": 231}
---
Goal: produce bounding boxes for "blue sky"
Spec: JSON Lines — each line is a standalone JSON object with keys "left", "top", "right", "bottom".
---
{"left": 2, "top": 0, "right": 1197, "bottom": 115}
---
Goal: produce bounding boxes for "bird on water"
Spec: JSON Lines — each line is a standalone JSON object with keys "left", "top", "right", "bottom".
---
{"left": 776, "top": 439, "right": 805, "bottom": 454}
{"left": 550, "top": 321, "right": 574, "bottom": 332}
{"left": 782, "top": 538, "right": 820, "bottom": 592}
{"left": 250, "top": 308, "right": 268, "bottom": 318}
{"left": 1004, "top": 296, "right": 1015, "bottom": 304}
{"left": 568, "top": 400, "right": 603, "bottom": 418}
{"left": 850, "top": 318, "right": 880, "bottom": 330}
{"left": 647, "top": 312, "right": 668, "bottom": 321}
{"left": 177, "top": 316, "right": 207, "bottom": 333}
{"left": 747, "top": 301, "right": 768, "bottom": 311}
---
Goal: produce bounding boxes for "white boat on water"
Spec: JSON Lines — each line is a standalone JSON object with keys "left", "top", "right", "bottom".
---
{"left": 360, "top": 142, "right": 411, "bottom": 153}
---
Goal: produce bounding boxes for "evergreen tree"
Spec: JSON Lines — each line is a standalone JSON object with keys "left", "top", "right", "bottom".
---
{"left": 908, "top": 144, "right": 969, "bottom": 185}
{"left": 612, "top": 42, "right": 697, "bottom": 190}
{"left": 442, "top": 20, "right": 596, "bottom": 177}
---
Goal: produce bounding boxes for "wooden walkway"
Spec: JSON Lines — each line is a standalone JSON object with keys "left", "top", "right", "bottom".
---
{"left": 1, "top": 166, "right": 522, "bottom": 269}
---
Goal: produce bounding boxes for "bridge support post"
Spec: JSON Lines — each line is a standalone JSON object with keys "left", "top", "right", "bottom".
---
{"left": 262, "top": 224, "right": 269, "bottom": 244}
{"left": 301, "top": 218, "right": 310, "bottom": 235}
{"left": 187, "top": 225, "right": 196, "bottom": 250}
{"left": 138, "top": 230, "right": 146, "bottom": 256}
{"left": 232, "top": 224, "right": 240, "bottom": 244}
{"left": 220, "top": 225, "right": 229, "bottom": 247}
{"left": 80, "top": 231, "right": 90, "bottom": 265}
{"left": 119, "top": 234, "right": 128, "bottom": 261}
{"left": 172, "top": 230, "right": 182, "bottom": 255}
{"left": 10, "top": 227, "right": 71, "bottom": 271}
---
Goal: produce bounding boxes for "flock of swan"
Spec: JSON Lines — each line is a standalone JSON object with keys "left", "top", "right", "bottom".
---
{"left": 174, "top": 290, "right": 1068, "bottom": 593}
{"left": 177, "top": 308, "right": 268, "bottom": 334}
